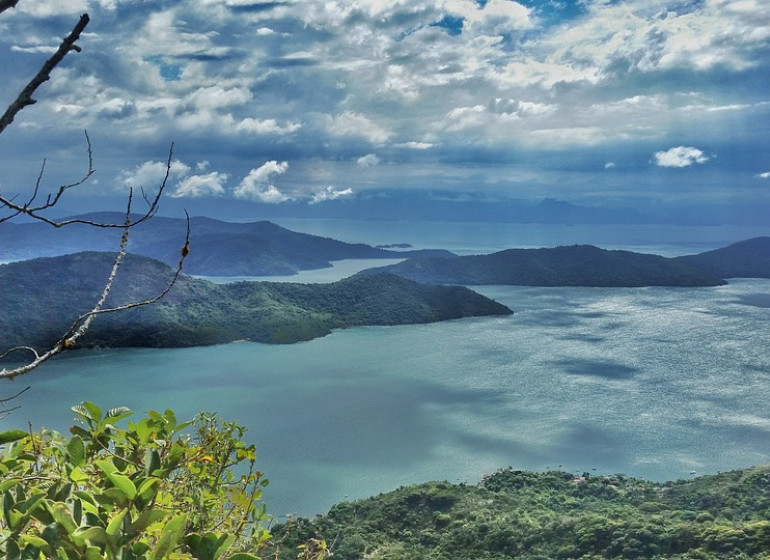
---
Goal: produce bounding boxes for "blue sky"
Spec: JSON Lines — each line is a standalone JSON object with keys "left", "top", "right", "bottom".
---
{"left": 1, "top": 0, "right": 769, "bottom": 220}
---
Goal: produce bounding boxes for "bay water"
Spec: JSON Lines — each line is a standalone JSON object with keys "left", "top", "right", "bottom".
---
{"left": 4, "top": 221, "right": 770, "bottom": 518}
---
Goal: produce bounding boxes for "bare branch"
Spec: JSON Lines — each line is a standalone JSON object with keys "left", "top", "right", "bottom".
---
{"left": 0, "top": 385, "right": 29, "bottom": 420}
{"left": 0, "top": 0, "right": 20, "bottom": 16}
{"left": 0, "top": 13, "right": 90, "bottom": 134}
{"left": 0, "top": 10, "right": 188, "bottom": 384}
{"left": 0, "top": 136, "right": 173, "bottom": 228}
{"left": 0, "top": 213, "right": 191, "bottom": 381}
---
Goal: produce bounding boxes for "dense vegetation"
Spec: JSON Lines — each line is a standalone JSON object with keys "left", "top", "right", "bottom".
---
{"left": 0, "top": 251, "right": 511, "bottom": 350}
{"left": 0, "top": 213, "right": 452, "bottom": 276}
{"left": 273, "top": 466, "right": 770, "bottom": 559}
{"left": 365, "top": 244, "right": 728, "bottom": 287}
{"left": 0, "top": 403, "right": 327, "bottom": 559}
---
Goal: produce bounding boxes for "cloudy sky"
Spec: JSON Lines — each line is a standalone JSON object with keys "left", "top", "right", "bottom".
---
{"left": 1, "top": 0, "right": 769, "bottom": 219}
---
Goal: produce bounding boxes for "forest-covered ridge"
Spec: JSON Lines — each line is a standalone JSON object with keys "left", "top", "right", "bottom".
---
{"left": 0, "top": 251, "right": 511, "bottom": 350}
{"left": 272, "top": 465, "right": 770, "bottom": 560}
{"left": 363, "top": 237, "right": 770, "bottom": 287}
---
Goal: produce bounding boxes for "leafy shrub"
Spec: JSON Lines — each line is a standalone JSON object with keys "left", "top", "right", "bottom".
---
{"left": 0, "top": 402, "right": 326, "bottom": 560}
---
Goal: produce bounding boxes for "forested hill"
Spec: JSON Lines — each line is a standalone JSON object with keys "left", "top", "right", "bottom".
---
{"left": 272, "top": 466, "right": 770, "bottom": 560}
{"left": 363, "top": 244, "right": 728, "bottom": 287}
{"left": 674, "top": 236, "right": 770, "bottom": 279}
{"left": 0, "top": 212, "right": 453, "bottom": 276}
{"left": 0, "top": 252, "right": 511, "bottom": 350}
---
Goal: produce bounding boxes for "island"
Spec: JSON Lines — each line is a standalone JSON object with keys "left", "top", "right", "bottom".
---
{"left": 0, "top": 252, "right": 512, "bottom": 350}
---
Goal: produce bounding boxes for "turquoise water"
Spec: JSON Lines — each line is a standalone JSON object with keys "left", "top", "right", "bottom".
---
{"left": 5, "top": 278, "right": 770, "bottom": 517}
{"left": 3, "top": 222, "right": 770, "bottom": 517}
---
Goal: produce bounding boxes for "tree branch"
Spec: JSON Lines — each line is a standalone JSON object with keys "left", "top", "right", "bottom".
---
{"left": 0, "top": 13, "right": 89, "bottom": 134}
{"left": 0, "top": 212, "right": 191, "bottom": 381}
{"left": 0, "top": 0, "right": 20, "bottom": 16}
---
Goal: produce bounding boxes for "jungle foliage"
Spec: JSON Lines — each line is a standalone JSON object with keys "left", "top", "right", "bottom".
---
{"left": 272, "top": 466, "right": 770, "bottom": 559}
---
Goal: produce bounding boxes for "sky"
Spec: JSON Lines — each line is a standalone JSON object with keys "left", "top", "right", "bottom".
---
{"left": 1, "top": 0, "right": 770, "bottom": 222}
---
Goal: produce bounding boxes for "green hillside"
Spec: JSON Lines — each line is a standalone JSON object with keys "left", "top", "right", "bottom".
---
{"left": 272, "top": 466, "right": 770, "bottom": 559}
{"left": 0, "top": 252, "right": 511, "bottom": 350}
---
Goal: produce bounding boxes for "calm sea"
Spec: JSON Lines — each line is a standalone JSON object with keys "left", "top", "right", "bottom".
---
{"left": 4, "top": 221, "right": 770, "bottom": 517}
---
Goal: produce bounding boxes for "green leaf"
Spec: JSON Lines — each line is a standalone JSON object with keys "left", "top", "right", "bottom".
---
{"left": 51, "top": 502, "right": 79, "bottom": 535}
{"left": 72, "top": 402, "right": 102, "bottom": 424}
{"left": 145, "top": 449, "right": 161, "bottom": 476}
{"left": 106, "top": 406, "right": 132, "bottom": 419}
{"left": 84, "top": 545, "right": 106, "bottom": 560}
{"left": 130, "top": 508, "right": 168, "bottom": 536}
{"left": 137, "top": 477, "right": 161, "bottom": 501}
{"left": 0, "top": 477, "right": 20, "bottom": 494}
{"left": 19, "top": 535, "right": 49, "bottom": 549}
{"left": 107, "top": 473, "right": 137, "bottom": 500}
{"left": 106, "top": 508, "right": 129, "bottom": 536}
{"left": 74, "top": 526, "right": 110, "bottom": 545}
{"left": 0, "top": 429, "right": 27, "bottom": 445}
{"left": 69, "top": 466, "right": 89, "bottom": 483}
{"left": 225, "top": 554, "right": 261, "bottom": 560}
{"left": 67, "top": 436, "right": 85, "bottom": 468}
{"left": 151, "top": 514, "right": 186, "bottom": 559}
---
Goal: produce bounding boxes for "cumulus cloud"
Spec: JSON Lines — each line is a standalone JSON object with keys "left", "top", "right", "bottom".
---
{"left": 236, "top": 118, "right": 302, "bottom": 135}
{"left": 653, "top": 147, "right": 710, "bottom": 168}
{"left": 119, "top": 160, "right": 191, "bottom": 191}
{"left": 234, "top": 161, "right": 291, "bottom": 203}
{"left": 357, "top": 154, "right": 381, "bottom": 167}
{"left": 172, "top": 171, "right": 229, "bottom": 198}
{"left": 326, "top": 112, "right": 393, "bottom": 144}
{"left": 756, "top": 172, "right": 770, "bottom": 179}
{"left": 310, "top": 186, "right": 354, "bottom": 204}
{"left": 605, "top": 162, "right": 616, "bottom": 169}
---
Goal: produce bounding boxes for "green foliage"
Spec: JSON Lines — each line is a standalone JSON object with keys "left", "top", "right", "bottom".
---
{"left": 0, "top": 403, "right": 325, "bottom": 560}
{"left": 271, "top": 467, "right": 770, "bottom": 560}
{"left": 0, "top": 252, "right": 511, "bottom": 351}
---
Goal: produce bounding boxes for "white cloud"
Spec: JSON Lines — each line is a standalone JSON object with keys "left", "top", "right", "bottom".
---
{"left": 357, "top": 154, "right": 381, "bottom": 167}
{"left": 185, "top": 86, "right": 252, "bottom": 110}
{"left": 394, "top": 141, "right": 434, "bottom": 150}
{"left": 172, "top": 171, "right": 229, "bottom": 198}
{"left": 119, "top": 160, "right": 191, "bottom": 191}
{"left": 440, "top": 105, "right": 487, "bottom": 132}
{"left": 236, "top": 118, "right": 302, "bottom": 135}
{"left": 756, "top": 172, "right": 770, "bottom": 179}
{"left": 310, "top": 186, "right": 354, "bottom": 204}
{"left": 233, "top": 161, "right": 291, "bottom": 203}
{"left": 653, "top": 146, "right": 710, "bottom": 168}
{"left": 326, "top": 111, "right": 393, "bottom": 144}
{"left": 605, "top": 162, "right": 616, "bottom": 169}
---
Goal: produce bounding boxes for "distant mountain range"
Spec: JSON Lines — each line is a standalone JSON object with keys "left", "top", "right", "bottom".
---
{"left": 0, "top": 212, "right": 452, "bottom": 276}
{"left": 0, "top": 252, "right": 512, "bottom": 350}
{"left": 363, "top": 237, "right": 770, "bottom": 287}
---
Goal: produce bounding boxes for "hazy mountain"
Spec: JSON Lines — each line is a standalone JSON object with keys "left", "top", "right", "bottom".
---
{"left": 674, "top": 237, "right": 770, "bottom": 279}
{"left": 0, "top": 252, "right": 512, "bottom": 350}
{"left": 0, "top": 213, "right": 453, "bottom": 276}
{"left": 363, "top": 244, "right": 728, "bottom": 287}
